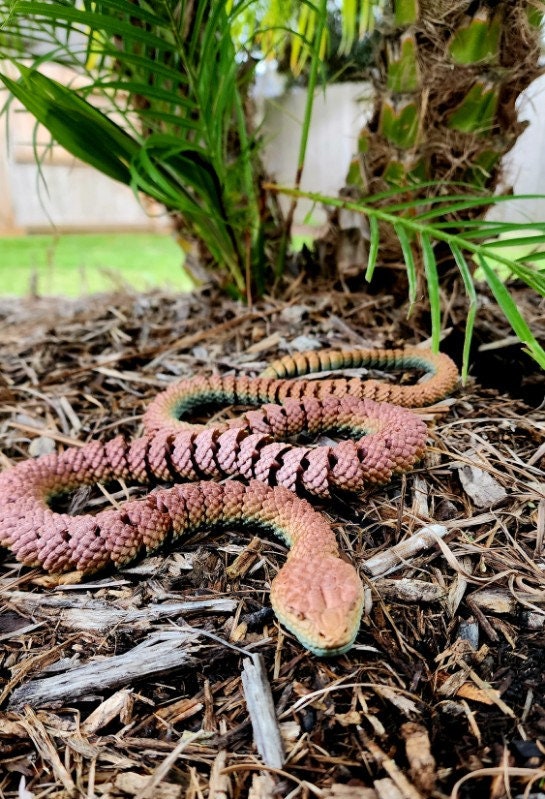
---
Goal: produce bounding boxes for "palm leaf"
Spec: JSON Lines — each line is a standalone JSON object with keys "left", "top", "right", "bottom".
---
{"left": 0, "top": 64, "right": 138, "bottom": 183}
{"left": 450, "top": 243, "right": 477, "bottom": 382}
{"left": 477, "top": 256, "right": 545, "bottom": 369}
{"left": 364, "top": 214, "right": 379, "bottom": 281}
{"left": 394, "top": 222, "right": 417, "bottom": 313}
{"left": 420, "top": 233, "right": 441, "bottom": 353}
{"left": 0, "top": 0, "right": 266, "bottom": 295}
{"left": 265, "top": 183, "right": 545, "bottom": 375}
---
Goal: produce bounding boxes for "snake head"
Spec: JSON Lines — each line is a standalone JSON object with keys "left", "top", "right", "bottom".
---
{"left": 270, "top": 554, "right": 364, "bottom": 657}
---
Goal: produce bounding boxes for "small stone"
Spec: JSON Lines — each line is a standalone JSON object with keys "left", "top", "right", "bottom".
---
{"left": 28, "top": 436, "right": 56, "bottom": 457}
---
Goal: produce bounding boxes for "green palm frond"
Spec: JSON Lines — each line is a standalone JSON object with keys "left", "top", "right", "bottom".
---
{"left": 0, "top": 0, "right": 266, "bottom": 295}
{"left": 267, "top": 184, "right": 545, "bottom": 377}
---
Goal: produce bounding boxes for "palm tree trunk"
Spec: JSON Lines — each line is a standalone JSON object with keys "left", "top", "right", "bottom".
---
{"left": 332, "top": 0, "right": 544, "bottom": 273}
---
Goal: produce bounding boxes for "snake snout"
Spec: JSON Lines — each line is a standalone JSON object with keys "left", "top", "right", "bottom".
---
{"left": 270, "top": 554, "right": 365, "bottom": 656}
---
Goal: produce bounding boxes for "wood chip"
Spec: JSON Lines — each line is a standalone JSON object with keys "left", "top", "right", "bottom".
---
{"left": 326, "top": 785, "right": 377, "bottom": 798}
{"left": 241, "top": 654, "right": 284, "bottom": 769}
{"left": 400, "top": 722, "right": 436, "bottom": 795}
{"left": 375, "top": 577, "right": 445, "bottom": 604}
{"left": 248, "top": 773, "right": 277, "bottom": 799}
{"left": 469, "top": 586, "right": 516, "bottom": 616}
{"left": 27, "top": 435, "right": 56, "bottom": 457}
{"left": 208, "top": 750, "right": 231, "bottom": 799}
{"left": 362, "top": 735, "right": 424, "bottom": 799}
{"left": 411, "top": 475, "right": 430, "bottom": 518}
{"left": 225, "top": 536, "right": 262, "bottom": 579}
{"left": 0, "top": 715, "right": 27, "bottom": 738}
{"left": 364, "top": 524, "right": 448, "bottom": 577}
{"left": 373, "top": 778, "right": 406, "bottom": 799}
{"left": 22, "top": 706, "right": 76, "bottom": 794}
{"left": 457, "top": 461, "right": 508, "bottom": 508}
{"left": 154, "top": 696, "right": 204, "bottom": 725}
{"left": 9, "top": 631, "right": 199, "bottom": 709}
{"left": 115, "top": 771, "right": 183, "bottom": 799}
{"left": 245, "top": 331, "right": 283, "bottom": 355}
{"left": 446, "top": 556, "right": 473, "bottom": 616}
{"left": 81, "top": 688, "right": 134, "bottom": 734}
{"left": 372, "top": 685, "right": 421, "bottom": 718}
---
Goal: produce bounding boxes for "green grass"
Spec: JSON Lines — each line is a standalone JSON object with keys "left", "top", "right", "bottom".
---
{"left": 0, "top": 233, "right": 194, "bottom": 296}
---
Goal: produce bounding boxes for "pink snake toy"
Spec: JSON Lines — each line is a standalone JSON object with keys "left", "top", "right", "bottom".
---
{"left": 0, "top": 347, "right": 458, "bottom": 655}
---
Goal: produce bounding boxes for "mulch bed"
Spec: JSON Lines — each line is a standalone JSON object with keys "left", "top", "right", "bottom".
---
{"left": 0, "top": 283, "right": 544, "bottom": 799}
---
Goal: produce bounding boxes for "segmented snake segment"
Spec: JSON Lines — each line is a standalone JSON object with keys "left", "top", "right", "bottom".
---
{"left": 0, "top": 347, "right": 458, "bottom": 655}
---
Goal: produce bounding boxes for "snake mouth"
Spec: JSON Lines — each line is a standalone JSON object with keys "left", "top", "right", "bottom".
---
{"left": 273, "top": 605, "right": 362, "bottom": 657}
{"left": 303, "top": 631, "right": 360, "bottom": 658}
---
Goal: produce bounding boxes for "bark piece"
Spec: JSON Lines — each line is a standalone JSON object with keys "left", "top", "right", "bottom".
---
{"left": 457, "top": 462, "right": 507, "bottom": 508}
{"left": 9, "top": 631, "right": 199, "bottom": 709}
{"left": 6, "top": 591, "right": 236, "bottom": 633}
{"left": 241, "top": 654, "right": 284, "bottom": 769}
{"left": 401, "top": 722, "right": 436, "bottom": 795}
{"left": 364, "top": 524, "right": 448, "bottom": 577}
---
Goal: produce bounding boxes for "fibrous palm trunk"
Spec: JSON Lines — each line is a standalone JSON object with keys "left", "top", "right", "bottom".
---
{"left": 333, "top": 0, "right": 544, "bottom": 273}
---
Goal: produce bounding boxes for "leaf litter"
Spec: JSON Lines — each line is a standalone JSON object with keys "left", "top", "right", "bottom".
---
{"left": 0, "top": 284, "right": 543, "bottom": 799}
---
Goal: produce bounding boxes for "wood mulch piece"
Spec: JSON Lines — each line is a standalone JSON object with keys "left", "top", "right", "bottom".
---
{"left": 0, "top": 285, "right": 544, "bottom": 799}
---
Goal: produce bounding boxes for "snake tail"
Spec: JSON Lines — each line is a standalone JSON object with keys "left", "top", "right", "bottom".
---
{"left": 261, "top": 346, "right": 458, "bottom": 407}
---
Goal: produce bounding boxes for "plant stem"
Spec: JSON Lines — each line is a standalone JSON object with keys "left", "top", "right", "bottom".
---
{"left": 276, "top": 0, "right": 327, "bottom": 278}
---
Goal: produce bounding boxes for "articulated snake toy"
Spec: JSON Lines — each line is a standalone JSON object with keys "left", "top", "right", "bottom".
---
{"left": 0, "top": 347, "right": 458, "bottom": 656}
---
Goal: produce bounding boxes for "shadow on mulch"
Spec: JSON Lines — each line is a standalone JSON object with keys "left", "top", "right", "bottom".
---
{"left": 0, "top": 282, "right": 543, "bottom": 799}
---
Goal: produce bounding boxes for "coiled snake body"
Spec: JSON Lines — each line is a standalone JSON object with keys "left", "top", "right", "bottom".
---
{"left": 0, "top": 347, "right": 458, "bottom": 655}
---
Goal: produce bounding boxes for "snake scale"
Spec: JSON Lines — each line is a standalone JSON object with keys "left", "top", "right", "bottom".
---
{"left": 0, "top": 347, "right": 458, "bottom": 655}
